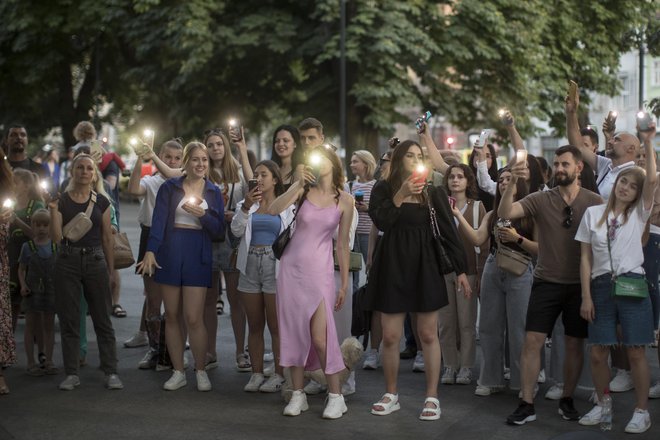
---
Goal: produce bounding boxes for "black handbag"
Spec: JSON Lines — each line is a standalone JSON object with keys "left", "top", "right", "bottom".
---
{"left": 425, "top": 186, "right": 454, "bottom": 275}
{"left": 272, "top": 198, "right": 305, "bottom": 260}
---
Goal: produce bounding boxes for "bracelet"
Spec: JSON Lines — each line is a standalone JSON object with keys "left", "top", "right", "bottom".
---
{"left": 517, "top": 236, "right": 524, "bottom": 245}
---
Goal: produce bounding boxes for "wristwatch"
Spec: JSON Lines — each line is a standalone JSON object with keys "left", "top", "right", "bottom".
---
{"left": 516, "top": 236, "right": 524, "bottom": 245}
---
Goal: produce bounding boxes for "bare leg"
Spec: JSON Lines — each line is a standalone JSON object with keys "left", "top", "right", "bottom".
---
{"left": 520, "top": 331, "right": 546, "bottom": 403}
{"left": 161, "top": 285, "right": 185, "bottom": 371}
{"left": 370, "top": 311, "right": 383, "bottom": 351}
{"left": 264, "top": 294, "right": 283, "bottom": 376}
{"left": 416, "top": 311, "right": 441, "bottom": 398}
{"left": 225, "top": 272, "right": 246, "bottom": 357}
{"left": 627, "top": 346, "right": 650, "bottom": 410}
{"left": 590, "top": 345, "right": 611, "bottom": 401}
{"left": 242, "top": 292, "right": 266, "bottom": 373}
{"left": 181, "top": 286, "right": 209, "bottom": 371}
{"left": 309, "top": 300, "right": 342, "bottom": 394}
{"left": 380, "top": 313, "right": 406, "bottom": 395}
{"left": 204, "top": 271, "right": 220, "bottom": 361}
{"left": 562, "top": 336, "right": 584, "bottom": 397}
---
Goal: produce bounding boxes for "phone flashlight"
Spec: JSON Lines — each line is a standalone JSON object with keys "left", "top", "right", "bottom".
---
{"left": 188, "top": 197, "right": 198, "bottom": 205}
{"left": 143, "top": 129, "right": 154, "bottom": 138}
{"left": 228, "top": 119, "right": 237, "bottom": 128}
{"left": 611, "top": 111, "right": 618, "bottom": 118}
{"left": 129, "top": 137, "right": 138, "bottom": 146}
{"left": 308, "top": 153, "right": 322, "bottom": 184}
{"left": 515, "top": 149, "right": 528, "bottom": 165}
{"left": 411, "top": 164, "right": 429, "bottom": 183}
{"left": 39, "top": 180, "right": 49, "bottom": 191}
{"left": 637, "top": 111, "right": 653, "bottom": 132}
{"left": 3, "top": 199, "right": 15, "bottom": 210}
{"left": 415, "top": 111, "right": 432, "bottom": 130}
{"left": 498, "top": 108, "right": 507, "bottom": 118}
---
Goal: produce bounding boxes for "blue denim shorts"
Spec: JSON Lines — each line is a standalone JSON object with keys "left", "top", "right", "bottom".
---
{"left": 237, "top": 246, "right": 277, "bottom": 294}
{"left": 154, "top": 228, "right": 212, "bottom": 288}
{"left": 588, "top": 273, "right": 654, "bottom": 346}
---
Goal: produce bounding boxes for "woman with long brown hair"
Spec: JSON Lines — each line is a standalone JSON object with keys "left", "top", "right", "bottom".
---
{"left": 268, "top": 144, "right": 354, "bottom": 419}
{"left": 366, "top": 140, "right": 471, "bottom": 421}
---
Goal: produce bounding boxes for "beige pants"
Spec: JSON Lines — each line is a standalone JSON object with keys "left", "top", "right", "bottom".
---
{"left": 438, "top": 273, "right": 478, "bottom": 370}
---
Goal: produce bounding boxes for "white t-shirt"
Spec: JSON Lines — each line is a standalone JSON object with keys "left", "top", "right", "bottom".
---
{"left": 138, "top": 174, "right": 166, "bottom": 227}
{"left": 575, "top": 198, "right": 651, "bottom": 278}
{"left": 595, "top": 155, "right": 636, "bottom": 201}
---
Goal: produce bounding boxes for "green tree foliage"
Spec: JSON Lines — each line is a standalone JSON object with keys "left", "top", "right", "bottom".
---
{"left": 0, "top": 0, "right": 656, "bottom": 152}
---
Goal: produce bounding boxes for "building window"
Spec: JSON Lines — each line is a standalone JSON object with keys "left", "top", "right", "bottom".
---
{"left": 652, "top": 60, "right": 660, "bottom": 87}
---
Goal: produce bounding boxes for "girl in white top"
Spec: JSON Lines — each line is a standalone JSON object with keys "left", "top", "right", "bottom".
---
{"left": 575, "top": 127, "right": 657, "bottom": 434}
{"left": 231, "top": 160, "right": 294, "bottom": 393}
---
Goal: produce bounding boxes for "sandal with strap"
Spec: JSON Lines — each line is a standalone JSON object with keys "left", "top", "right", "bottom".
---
{"left": 112, "top": 304, "right": 127, "bottom": 318}
{"left": 419, "top": 397, "right": 441, "bottom": 421}
{"left": 371, "top": 393, "right": 400, "bottom": 416}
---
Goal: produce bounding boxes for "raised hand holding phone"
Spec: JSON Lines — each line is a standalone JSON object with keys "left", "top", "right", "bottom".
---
{"left": 603, "top": 111, "right": 617, "bottom": 140}
{"left": 565, "top": 80, "right": 579, "bottom": 113}
{"left": 498, "top": 109, "right": 514, "bottom": 127}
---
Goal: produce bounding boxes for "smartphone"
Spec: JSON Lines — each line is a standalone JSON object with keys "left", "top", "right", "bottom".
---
{"left": 354, "top": 190, "right": 364, "bottom": 203}
{"left": 568, "top": 80, "right": 578, "bottom": 101}
{"left": 498, "top": 109, "right": 513, "bottom": 126}
{"left": 515, "top": 149, "right": 528, "bottom": 165}
{"left": 415, "top": 111, "right": 432, "bottom": 130}
{"left": 637, "top": 111, "right": 653, "bottom": 132}
{"left": 228, "top": 118, "right": 243, "bottom": 141}
{"left": 606, "top": 110, "right": 618, "bottom": 125}
{"left": 448, "top": 196, "right": 456, "bottom": 210}
{"left": 476, "top": 129, "right": 493, "bottom": 148}
{"left": 411, "top": 165, "right": 429, "bottom": 183}
{"left": 248, "top": 179, "right": 258, "bottom": 191}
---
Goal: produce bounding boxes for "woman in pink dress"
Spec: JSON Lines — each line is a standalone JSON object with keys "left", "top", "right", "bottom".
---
{"left": 269, "top": 144, "right": 354, "bottom": 419}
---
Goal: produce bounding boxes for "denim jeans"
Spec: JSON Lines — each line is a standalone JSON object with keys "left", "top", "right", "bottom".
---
{"left": 643, "top": 232, "right": 660, "bottom": 330}
{"left": 54, "top": 246, "right": 117, "bottom": 376}
{"left": 478, "top": 254, "right": 533, "bottom": 389}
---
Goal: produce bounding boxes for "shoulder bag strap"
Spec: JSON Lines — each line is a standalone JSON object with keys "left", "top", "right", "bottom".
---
{"left": 605, "top": 219, "right": 616, "bottom": 279}
{"left": 84, "top": 191, "right": 97, "bottom": 217}
{"left": 228, "top": 183, "right": 236, "bottom": 211}
{"left": 472, "top": 200, "right": 481, "bottom": 255}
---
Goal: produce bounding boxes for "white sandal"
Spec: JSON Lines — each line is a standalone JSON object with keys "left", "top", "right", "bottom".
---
{"left": 419, "top": 397, "right": 441, "bottom": 421}
{"left": 371, "top": 393, "right": 400, "bottom": 416}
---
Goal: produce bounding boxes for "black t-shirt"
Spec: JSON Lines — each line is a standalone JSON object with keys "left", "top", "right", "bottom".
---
{"left": 10, "top": 158, "right": 48, "bottom": 178}
{"left": 58, "top": 192, "right": 111, "bottom": 247}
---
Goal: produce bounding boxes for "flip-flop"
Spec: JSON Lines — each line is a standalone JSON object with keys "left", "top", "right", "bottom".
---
{"left": 112, "top": 304, "right": 127, "bottom": 318}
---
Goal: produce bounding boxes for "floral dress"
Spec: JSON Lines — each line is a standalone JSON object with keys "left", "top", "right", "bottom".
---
{"left": 0, "top": 222, "right": 17, "bottom": 366}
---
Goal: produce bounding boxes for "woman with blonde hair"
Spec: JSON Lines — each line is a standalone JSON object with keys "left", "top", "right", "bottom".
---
{"left": 576, "top": 128, "right": 657, "bottom": 433}
{"left": 138, "top": 142, "right": 224, "bottom": 391}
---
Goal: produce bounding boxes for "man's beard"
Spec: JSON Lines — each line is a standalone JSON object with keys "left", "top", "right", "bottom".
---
{"left": 9, "top": 144, "right": 24, "bottom": 154}
{"left": 605, "top": 148, "right": 618, "bottom": 159}
{"left": 555, "top": 171, "right": 577, "bottom": 186}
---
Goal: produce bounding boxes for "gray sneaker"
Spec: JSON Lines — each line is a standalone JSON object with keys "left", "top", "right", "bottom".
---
{"left": 138, "top": 350, "right": 158, "bottom": 370}
{"left": 412, "top": 351, "right": 425, "bottom": 373}
{"left": 105, "top": 374, "right": 124, "bottom": 390}
{"left": 441, "top": 367, "right": 456, "bottom": 384}
{"left": 59, "top": 375, "right": 81, "bottom": 391}
{"left": 455, "top": 367, "right": 472, "bottom": 385}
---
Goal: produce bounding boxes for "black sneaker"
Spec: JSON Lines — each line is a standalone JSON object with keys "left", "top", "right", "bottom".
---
{"left": 399, "top": 346, "right": 416, "bottom": 360}
{"left": 506, "top": 400, "right": 536, "bottom": 425}
{"left": 558, "top": 396, "right": 580, "bottom": 421}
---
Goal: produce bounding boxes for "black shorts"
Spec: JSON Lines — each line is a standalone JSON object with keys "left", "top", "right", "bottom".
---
{"left": 136, "top": 224, "right": 150, "bottom": 274}
{"left": 525, "top": 278, "right": 588, "bottom": 339}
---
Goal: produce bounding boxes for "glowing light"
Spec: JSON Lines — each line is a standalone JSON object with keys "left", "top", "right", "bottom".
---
{"left": 416, "top": 164, "right": 427, "bottom": 173}
{"left": 3, "top": 199, "right": 15, "bottom": 209}
{"left": 637, "top": 111, "right": 646, "bottom": 119}
{"left": 309, "top": 153, "right": 322, "bottom": 166}
{"left": 143, "top": 129, "right": 154, "bottom": 138}
{"left": 39, "top": 180, "right": 49, "bottom": 190}
{"left": 188, "top": 197, "right": 198, "bottom": 205}
{"left": 129, "top": 137, "right": 138, "bottom": 146}
{"left": 228, "top": 119, "right": 237, "bottom": 127}
{"left": 611, "top": 111, "right": 618, "bottom": 118}
{"left": 446, "top": 137, "right": 455, "bottom": 145}
{"left": 102, "top": 137, "right": 108, "bottom": 143}
{"left": 498, "top": 108, "right": 506, "bottom": 117}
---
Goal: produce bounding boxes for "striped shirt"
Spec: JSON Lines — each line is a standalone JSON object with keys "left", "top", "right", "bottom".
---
{"left": 348, "top": 179, "right": 376, "bottom": 235}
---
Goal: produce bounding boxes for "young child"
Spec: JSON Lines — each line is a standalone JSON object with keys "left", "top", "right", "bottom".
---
{"left": 18, "top": 209, "right": 59, "bottom": 375}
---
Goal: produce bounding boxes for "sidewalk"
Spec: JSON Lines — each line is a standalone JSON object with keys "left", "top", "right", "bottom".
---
{"left": 0, "top": 202, "right": 657, "bottom": 440}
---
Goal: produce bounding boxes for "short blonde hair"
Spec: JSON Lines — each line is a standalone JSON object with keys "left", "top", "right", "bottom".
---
{"left": 73, "top": 121, "right": 96, "bottom": 142}
{"left": 352, "top": 150, "right": 377, "bottom": 180}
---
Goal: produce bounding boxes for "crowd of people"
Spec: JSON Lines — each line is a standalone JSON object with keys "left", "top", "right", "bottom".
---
{"left": 0, "top": 82, "right": 659, "bottom": 432}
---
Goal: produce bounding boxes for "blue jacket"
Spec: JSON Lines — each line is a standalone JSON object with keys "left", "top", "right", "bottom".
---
{"left": 146, "top": 176, "right": 225, "bottom": 265}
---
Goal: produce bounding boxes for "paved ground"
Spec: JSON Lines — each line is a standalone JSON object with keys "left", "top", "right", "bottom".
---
{"left": 0, "top": 201, "right": 658, "bottom": 440}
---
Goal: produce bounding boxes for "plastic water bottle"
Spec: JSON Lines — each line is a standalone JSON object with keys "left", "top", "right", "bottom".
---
{"left": 600, "top": 392, "right": 612, "bottom": 431}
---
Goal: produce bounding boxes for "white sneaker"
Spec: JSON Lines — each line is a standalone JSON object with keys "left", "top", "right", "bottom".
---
{"left": 537, "top": 369, "right": 546, "bottom": 384}
{"left": 123, "top": 331, "right": 149, "bottom": 348}
{"left": 105, "top": 374, "right": 124, "bottom": 390}
{"left": 341, "top": 372, "right": 356, "bottom": 396}
{"left": 138, "top": 350, "right": 158, "bottom": 370}
{"left": 413, "top": 351, "right": 425, "bottom": 372}
{"left": 196, "top": 370, "right": 212, "bottom": 392}
{"left": 544, "top": 384, "right": 564, "bottom": 400}
{"left": 163, "top": 370, "right": 187, "bottom": 391}
{"left": 578, "top": 404, "right": 603, "bottom": 426}
{"left": 59, "top": 375, "right": 80, "bottom": 391}
{"left": 259, "top": 374, "right": 285, "bottom": 393}
{"left": 455, "top": 367, "right": 472, "bottom": 385}
{"left": 283, "top": 390, "right": 309, "bottom": 416}
{"left": 503, "top": 367, "right": 511, "bottom": 381}
{"left": 322, "top": 393, "right": 347, "bottom": 419}
{"left": 624, "top": 408, "right": 651, "bottom": 433}
{"left": 474, "top": 385, "right": 503, "bottom": 396}
{"left": 610, "top": 369, "right": 634, "bottom": 392}
{"left": 362, "top": 349, "right": 379, "bottom": 370}
{"left": 244, "top": 373, "right": 265, "bottom": 392}
{"left": 264, "top": 351, "right": 274, "bottom": 362}
{"left": 303, "top": 379, "right": 327, "bottom": 395}
{"left": 441, "top": 367, "right": 456, "bottom": 384}
{"left": 649, "top": 382, "right": 660, "bottom": 399}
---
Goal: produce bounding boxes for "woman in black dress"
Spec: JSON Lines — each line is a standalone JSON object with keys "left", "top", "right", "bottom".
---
{"left": 367, "top": 140, "right": 471, "bottom": 421}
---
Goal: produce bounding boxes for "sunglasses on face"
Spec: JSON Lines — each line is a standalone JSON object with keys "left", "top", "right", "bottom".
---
{"left": 562, "top": 206, "right": 573, "bottom": 228}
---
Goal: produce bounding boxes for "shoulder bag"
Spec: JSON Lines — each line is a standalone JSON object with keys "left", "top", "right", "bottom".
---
{"left": 606, "top": 220, "right": 648, "bottom": 298}
{"left": 114, "top": 232, "right": 135, "bottom": 269}
{"left": 494, "top": 224, "right": 532, "bottom": 276}
{"left": 425, "top": 186, "right": 454, "bottom": 275}
{"left": 62, "top": 192, "right": 96, "bottom": 242}
{"left": 272, "top": 197, "right": 305, "bottom": 260}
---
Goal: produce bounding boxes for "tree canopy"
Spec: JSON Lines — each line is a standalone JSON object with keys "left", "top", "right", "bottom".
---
{"left": 0, "top": 0, "right": 657, "bottom": 151}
